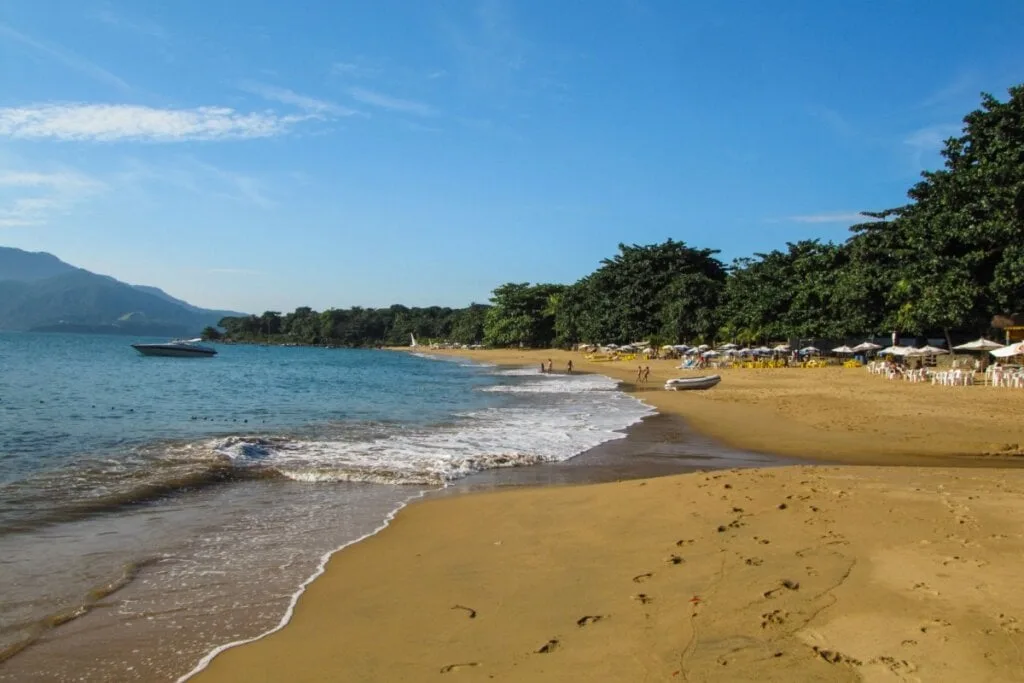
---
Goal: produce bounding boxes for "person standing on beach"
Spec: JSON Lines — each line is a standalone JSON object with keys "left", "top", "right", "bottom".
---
{"left": 540, "top": 362, "right": 546, "bottom": 373}
{"left": 547, "top": 359, "right": 554, "bottom": 373}
{"left": 642, "top": 366, "right": 650, "bottom": 383}
{"left": 567, "top": 359, "right": 573, "bottom": 373}
{"left": 637, "top": 366, "right": 643, "bottom": 382}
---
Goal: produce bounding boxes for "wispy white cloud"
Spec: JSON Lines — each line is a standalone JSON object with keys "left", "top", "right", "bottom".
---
{"left": 0, "top": 167, "right": 105, "bottom": 227}
{"left": 120, "top": 157, "right": 276, "bottom": 209}
{"left": 238, "top": 81, "right": 362, "bottom": 117}
{"left": 809, "top": 105, "right": 855, "bottom": 137}
{"left": 783, "top": 212, "right": 876, "bottom": 224}
{"left": 349, "top": 87, "right": 436, "bottom": 116}
{"left": 0, "top": 23, "right": 130, "bottom": 91}
{"left": 331, "top": 61, "right": 381, "bottom": 79}
{"left": 0, "top": 103, "right": 309, "bottom": 142}
{"left": 95, "top": 5, "right": 167, "bottom": 40}
{"left": 904, "top": 123, "right": 962, "bottom": 152}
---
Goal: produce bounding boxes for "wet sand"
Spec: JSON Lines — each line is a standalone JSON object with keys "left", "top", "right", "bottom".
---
{"left": 188, "top": 350, "right": 1024, "bottom": 681}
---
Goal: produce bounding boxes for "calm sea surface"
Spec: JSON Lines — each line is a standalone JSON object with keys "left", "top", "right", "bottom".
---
{"left": 0, "top": 333, "right": 652, "bottom": 681}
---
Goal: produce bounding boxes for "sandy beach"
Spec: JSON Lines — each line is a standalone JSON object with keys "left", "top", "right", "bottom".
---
{"left": 192, "top": 350, "right": 1024, "bottom": 682}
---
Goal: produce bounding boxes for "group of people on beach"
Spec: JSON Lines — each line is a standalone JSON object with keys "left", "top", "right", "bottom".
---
{"left": 636, "top": 365, "right": 651, "bottom": 383}
{"left": 540, "top": 358, "right": 573, "bottom": 374}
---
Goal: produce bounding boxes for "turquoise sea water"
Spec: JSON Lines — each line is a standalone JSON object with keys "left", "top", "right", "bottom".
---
{"left": 0, "top": 333, "right": 653, "bottom": 682}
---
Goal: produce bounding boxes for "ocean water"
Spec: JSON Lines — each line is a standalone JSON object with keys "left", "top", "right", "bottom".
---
{"left": 0, "top": 333, "right": 652, "bottom": 681}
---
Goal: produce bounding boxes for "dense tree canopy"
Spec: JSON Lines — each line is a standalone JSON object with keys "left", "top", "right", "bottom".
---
{"left": 217, "top": 86, "right": 1023, "bottom": 350}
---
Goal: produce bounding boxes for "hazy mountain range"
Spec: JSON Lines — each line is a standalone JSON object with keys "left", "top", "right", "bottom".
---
{"left": 0, "top": 247, "right": 245, "bottom": 336}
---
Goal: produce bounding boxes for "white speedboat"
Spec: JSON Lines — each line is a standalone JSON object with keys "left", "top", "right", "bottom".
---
{"left": 664, "top": 375, "right": 720, "bottom": 391}
{"left": 131, "top": 338, "right": 217, "bottom": 358}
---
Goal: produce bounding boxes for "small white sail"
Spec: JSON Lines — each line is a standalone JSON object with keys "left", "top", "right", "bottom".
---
{"left": 410, "top": 333, "right": 418, "bottom": 347}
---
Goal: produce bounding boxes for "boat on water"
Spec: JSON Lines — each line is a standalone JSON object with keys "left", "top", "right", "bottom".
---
{"left": 131, "top": 338, "right": 218, "bottom": 358}
{"left": 664, "top": 374, "right": 721, "bottom": 391}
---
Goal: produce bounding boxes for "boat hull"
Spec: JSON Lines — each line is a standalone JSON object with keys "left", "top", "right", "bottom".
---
{"left": 664, "top": 374, "right": 721, "bottom": 391}
{"left": 132, "top": 344, "right": 217, "bottom": 358}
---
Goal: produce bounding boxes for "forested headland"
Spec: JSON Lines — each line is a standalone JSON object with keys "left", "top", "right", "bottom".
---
{"left": 216, "top": 85, "right": 1024, "bottom": 349}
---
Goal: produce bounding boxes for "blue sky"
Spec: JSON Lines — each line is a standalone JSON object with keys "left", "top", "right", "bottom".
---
{"left": 1, "top": 0, "right": 1022, "bottom": 313}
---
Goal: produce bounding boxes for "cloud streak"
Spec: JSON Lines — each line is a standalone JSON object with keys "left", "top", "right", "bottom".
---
{"left": 0, "top": 103, "right": 309, "bottom": 142}
{"left": 785, "top": 212, "right": 876, "bottom": 224}
{"left": 0, "top": 23, "right": 130, "bottom": 91}
{"left": 0, "top": 167, "right": 104, "bottom": 227}
{"left": 349, "top": 87, "right": 436, "bottom": 116}
{"left": 238, "top": 81, "right": 361, "bottom": 117}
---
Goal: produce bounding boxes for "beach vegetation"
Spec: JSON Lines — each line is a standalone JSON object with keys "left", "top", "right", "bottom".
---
{"left": 215, "top": 86, "right": 1024, "bottom": 349}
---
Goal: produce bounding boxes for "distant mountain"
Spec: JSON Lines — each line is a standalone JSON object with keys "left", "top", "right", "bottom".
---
{"left": 0, "top": 246, "right": 247, "bottom": 335}
{"left": 0, "top": 247, "right": 79, "bottom": 282}
{"left": 131, "top": 284, "right": 244, "bottom": 320}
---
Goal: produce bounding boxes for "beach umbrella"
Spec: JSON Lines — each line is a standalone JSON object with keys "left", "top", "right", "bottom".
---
{"left": 908, "top": 345, "right": 949, "bottom": 356}
{"left": 753, "top": 345, "right": 772, "bottom": 354}
{"left": 702, "top": 350, "right": 720, "bottom": 358}
{"left": 719, "top": 342, "right": 739, "bottom": 350}
{"left": 697, "top": 344, "right": 710, "bottom": 351}
{"left": 673, "top": 344, "right": 689, "bottom": 352}
{"left": 991, "top": 342, "right": 1024, "bottom": 358}
{"left": 953, "top": 338, "right": 1003, "bottom": 352}
{"left": 831, "top": 345, "right": 854, "bottom": 354}
{"left": 878, "top": 345, "right": 913, "bottom": 356}
{"left": 851, "top": 341, "right": 882, "bottom": 352}
{"left": 773, "top": 344, "right": 790, "bottom": 352}
{"left": 738, "top": 347, "right": 753, "bottom": 355}
{"left": 799, "top": 346, "right": 820, "bottom": 354}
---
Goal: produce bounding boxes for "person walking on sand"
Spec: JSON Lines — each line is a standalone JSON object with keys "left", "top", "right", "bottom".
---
{"left": 547, "top": 359, "right": 554, "bottom": 373}
{"left": 567, "top": 359, "right": 573, "bottom": 374}
{"left": 637, "top": 365, "right": 643, "bottom": 382}
{"left": 642, "top": 366, "right": 650, "bottom": 383}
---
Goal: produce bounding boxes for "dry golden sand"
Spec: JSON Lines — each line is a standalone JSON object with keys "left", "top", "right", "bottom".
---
{"left": 192, "top": 349, "right": 1024, "bottom": 682}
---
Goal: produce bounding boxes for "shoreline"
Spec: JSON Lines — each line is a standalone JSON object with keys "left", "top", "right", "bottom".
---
{"left": 414, "top": 348, "right": 1024, "bottom": 466}
{"left": 186, "top": 348, "right": 1024, "bottom": 681}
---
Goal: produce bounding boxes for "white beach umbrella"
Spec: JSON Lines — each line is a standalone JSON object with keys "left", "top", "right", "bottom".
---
{"left": 799, "top": 346, "right": 820, "bottom": 354}
{"left": 697, "top": 344, "right": 710, "bottom": 351}
{"left": 909, "top": 345, "right": 949, "bottom": 356}
{"left": 773, "top": 344, "right": 790, "bottom": 352}
{"left": 953, "top": 338, "right": 1003, "bottom": 352}
{"left": 673, "top": 344, "right": 690, "bottom": 352}
{"left": 831, "top": 345, "right": 854, "bottom": 354}
{"left": 738, "top": 347, "right": 753, "bottom": 355}
{"left": 661, "top": 344, "right": 676, "bottom": 350}
{"left": 753, "top": 346, "right": 772, "bottom": 354}
{"left": 991, "top": 342, "right": 1024, "bottom": 358}
{"left": 878, "top": 345, "right": 913, "bottom": 356}
{"left": 719, "top": 342, "right": 739, "bottom": 350}
{"left": 702, "top": 350, "right": 720, "bottom": 358}
{"left": 851, "top": 341, "right": 882, "bottom": 352}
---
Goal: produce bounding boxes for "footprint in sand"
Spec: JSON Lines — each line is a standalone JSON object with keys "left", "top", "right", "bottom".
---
{"left": 576, "top": 615, "right": 605, "bottom": 627}
{"left": 919, "top": 618, "right": 951, "bottom": 634}
{"left": 874, "top": 656, "right": 919, "bottom": 674}
{"left": 633, "top": 593, "right": 653, "bottom": 605}
{"left": 440, "top": 662, "right": 479, "bottom": 673}
{"left": 451, "top": 604, "right": 477, "bottom": 619}
{"left": 667, "top": 555, "right": 684, "bottom": 565}
{"left": 912, "top": 582, "right": 940, "bottom": 597}
{"left": 761, "top": 609, "right": 788, "bottom": 628}
{"left": 632, "top": 572, "right": 653, "bottom": 583}
{"left": 536, "top": 639, "right": 560, "bottom": 654}
{"left": 745, "top": 557, "right": 764, "bottom": 566}
{"left": 676, "top": 539, "right": 695, "bottom": 547}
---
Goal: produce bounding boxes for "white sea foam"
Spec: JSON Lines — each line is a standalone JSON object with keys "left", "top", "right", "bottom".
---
{"left": 210, "top": 370, "right": 652, "bottom": 485}
{"left": 182, "top": 361, "right": 653, "bottom": 680}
